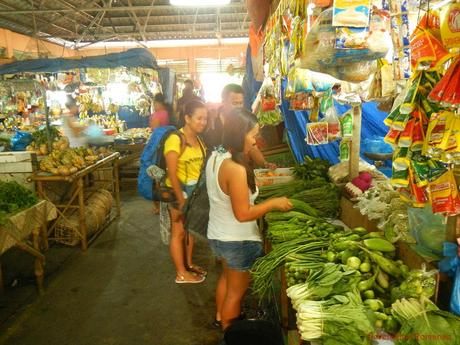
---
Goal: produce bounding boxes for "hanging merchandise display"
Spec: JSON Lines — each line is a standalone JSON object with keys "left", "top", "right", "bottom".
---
{"left": 253, "top": 77, "right": 283, "bottom": 126}
{"left": 440, "top": 3, "right": 460, "bottom": 49}
{"left": 296, "top": 8, "right": 391, "bottom": 83}
{"left": 388, "top": 0, "right": 411, "bottom": 80}
{"left": 332, "top": 0, "right": 371, "bottom": 28}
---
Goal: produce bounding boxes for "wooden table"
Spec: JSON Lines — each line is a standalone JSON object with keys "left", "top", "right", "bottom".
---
{"left": 0, "top": 200, "right": 57, "bottom": 293}
{"left": 31, "top": 153, "right": 121, "bottom": 251}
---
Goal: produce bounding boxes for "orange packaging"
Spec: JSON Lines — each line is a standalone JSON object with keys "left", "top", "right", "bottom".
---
{"left": 440, "top": 3, "right": 460, "bottom": 49}
{"left": 410, "top": 31, "right": 436, "bottom": 69}
{"left": 429, "top": 170, "right": 457, "bottom": 215}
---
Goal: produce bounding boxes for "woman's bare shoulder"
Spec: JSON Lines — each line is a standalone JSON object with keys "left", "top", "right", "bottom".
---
{"left": 220, "top": 158, "right": 246, "bottom": 177}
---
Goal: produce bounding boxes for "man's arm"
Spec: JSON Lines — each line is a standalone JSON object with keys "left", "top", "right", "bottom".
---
{"left": 248, "top": 146, "right": 277, "bottom": 169}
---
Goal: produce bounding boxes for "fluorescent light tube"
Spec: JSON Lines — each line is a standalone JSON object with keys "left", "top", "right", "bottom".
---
{"left": 170, "top": 0, "right": 231, "bottom": 6}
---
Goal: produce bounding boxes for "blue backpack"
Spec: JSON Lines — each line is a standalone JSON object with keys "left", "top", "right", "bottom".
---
{"left": 138, "top": 126, "right": 184, "bottom": 200}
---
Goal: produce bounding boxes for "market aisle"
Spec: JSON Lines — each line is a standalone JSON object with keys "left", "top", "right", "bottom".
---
{"left": 0, "top": 192, "right": 222, "bottom": 345}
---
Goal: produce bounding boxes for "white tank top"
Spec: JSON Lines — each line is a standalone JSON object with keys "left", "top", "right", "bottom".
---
{"left": 206, "top": 150, "right": 261, "bottom": 242}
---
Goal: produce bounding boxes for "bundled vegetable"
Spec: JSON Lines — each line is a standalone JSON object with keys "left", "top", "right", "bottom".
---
{"left": 296, "top": 291, "right": 375, "bottom": 345}
{"left": 251, "top": 238, "right": 328, "bottom": 300}
{"left": 392, "top": 298, "right": 460, "bottom": 345}
{"left": 291, "top": 184, "right": 341, "bottom": 218}
{"left": 391, "top": 265, "right": 437, "bottom": 302}
{"left": 0, "top": 181, "right": 38, "bottom": 225}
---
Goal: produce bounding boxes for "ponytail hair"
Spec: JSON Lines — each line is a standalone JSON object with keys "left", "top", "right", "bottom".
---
{"left": 222, "top": 108, "right": 258, "bottom": 193}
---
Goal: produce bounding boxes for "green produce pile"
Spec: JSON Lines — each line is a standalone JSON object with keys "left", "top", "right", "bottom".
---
{"left": 266, "top": 199, "right": 342, "bottom": 244}
{"left": 291, "top": 184, "right": 341, "bottom": 218}
{"left": 32, "top": 126, "right": 61, "bottom": 146}
{"left": 0, "top": 181, "right": 39, "bottom": 225}
{"left": 258, "top": 155, "right": 340, "bottom": 217}
{"left": 252, "top": 197, "right": 457, "bottom": 345}
{"left": 293, "top": 156, "right": 331, "bottom": 181}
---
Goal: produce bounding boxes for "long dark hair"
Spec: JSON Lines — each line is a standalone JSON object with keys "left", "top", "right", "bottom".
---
{"left": 222, "top": 108, "right": 258, "bottom": 193}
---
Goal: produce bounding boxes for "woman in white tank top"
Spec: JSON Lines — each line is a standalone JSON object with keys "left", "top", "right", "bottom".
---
{"left": 206, "top": 108, "right": 292, "bottom": 330}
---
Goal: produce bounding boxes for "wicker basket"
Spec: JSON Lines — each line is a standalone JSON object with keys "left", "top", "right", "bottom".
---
{"left": 54, "top": 189, "right": 113, "bottom": 246}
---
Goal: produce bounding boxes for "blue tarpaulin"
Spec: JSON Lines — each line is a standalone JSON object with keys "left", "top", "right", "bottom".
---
{"left": 280, "top": 79, "right": 389, "bottom": 164}
{"left": 243, "top": 44, "right": 390, "bottom": 165}
{"left": 0, "top": 48, "right": 158, "bottom": 74}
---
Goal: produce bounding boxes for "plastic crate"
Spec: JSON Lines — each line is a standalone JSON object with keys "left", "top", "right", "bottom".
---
{"left": 254, "top": 167, "right": 295, "bottom": 186}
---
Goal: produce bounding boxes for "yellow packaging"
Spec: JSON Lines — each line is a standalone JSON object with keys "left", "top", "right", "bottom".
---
{"left": 438, "top": 112, "right": 457, "bottom": 152}
{"left": 440, "top": 3, "right": 460, "bottom": 49}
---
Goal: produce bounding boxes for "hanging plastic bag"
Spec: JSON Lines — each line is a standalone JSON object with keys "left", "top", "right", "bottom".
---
{"left": 11, "top": 130, "right": 33, "bottom": 151}
{"left": 408, "top": 206, "right": 446, "bottom": 257}
{"left": 253, "top": 77, "right": 283, "bottom": 126}
{"left": 439, "top": 240, "right": 460, "bottom": 316}
{"left": 296, "top": 9, "right": 389, "bottom": 83}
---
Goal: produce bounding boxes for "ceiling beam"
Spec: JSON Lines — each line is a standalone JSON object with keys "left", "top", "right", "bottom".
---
{"left": 0, "top": 4, "right": 246, "bottom": 15}
{"left": 125, "top": 0, "right": 147, "bottom": 42}
{"left": 142, "top": 0, "right": 156, "bottom": 34}
{"left": 60, "top": 30, "right": 249, "bottom": 40}
{"left": 0, "top": 0, "right": 76, "bottom": 37}
{"left": 75, "top": 0, "right": 112, "bottom": 45}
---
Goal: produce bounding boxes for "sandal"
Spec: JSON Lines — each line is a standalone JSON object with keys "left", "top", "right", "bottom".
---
{"left": 175, "top": 273, "right": 206, "bottom": 284}
{"left": 187, "top": 264, "right": 207, "bottom": 276}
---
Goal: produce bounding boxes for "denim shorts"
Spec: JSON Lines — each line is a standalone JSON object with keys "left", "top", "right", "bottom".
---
{"left": 208, "top": 239, "right": 264, "bottom": 271}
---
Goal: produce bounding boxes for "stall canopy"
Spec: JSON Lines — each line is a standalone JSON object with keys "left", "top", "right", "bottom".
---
{"left": 0, "top": 48, "right": 158, "bottom": 75}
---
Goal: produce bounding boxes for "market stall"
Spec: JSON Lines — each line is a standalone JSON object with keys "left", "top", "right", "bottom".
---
{"left": 246, "top": 0, "right": 460, "bottom": 344}
{"left": 0, "top": 179, "right": 56, "bottom": 293}
{"left": 31, "top": 152, "right": 120, "bottom": 251}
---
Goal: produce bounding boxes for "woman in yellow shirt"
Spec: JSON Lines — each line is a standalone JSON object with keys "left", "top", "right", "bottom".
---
{"left": 164, "top": 100, "right": 208, "bottom": 284}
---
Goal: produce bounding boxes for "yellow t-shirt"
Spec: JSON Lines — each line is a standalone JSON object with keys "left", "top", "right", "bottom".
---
{"left": 163, "top": 130, "right": 205, "bottom": 187}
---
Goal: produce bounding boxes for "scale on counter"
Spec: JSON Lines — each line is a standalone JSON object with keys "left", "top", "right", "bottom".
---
{"left": 363, "top": 152, "right": 393, "bottom": 168}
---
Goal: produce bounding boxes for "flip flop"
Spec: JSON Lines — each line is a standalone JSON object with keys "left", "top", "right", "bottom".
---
{"left": 188, "top": 264, "right": 207, "bottom": 276}
{"left": 175, "top": 274, "right": 206, "bottom": 284}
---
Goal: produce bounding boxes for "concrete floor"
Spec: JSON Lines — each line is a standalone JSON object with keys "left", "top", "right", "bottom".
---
{"left": 0, "top": 192, "right": 225, "bottom": 345}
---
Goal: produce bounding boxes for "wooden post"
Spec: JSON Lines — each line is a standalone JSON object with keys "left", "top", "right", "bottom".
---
{"left": 77, "top": 178, "right": 88, "bottom": 251}
{"left": 113, "top": 159, "right": 121, "bottom": 217}
{"left": 32, "top": 227, "right": 45, "bottom": 294}
{"left": 349, "top": 104, "right": 362, "bottom": 181}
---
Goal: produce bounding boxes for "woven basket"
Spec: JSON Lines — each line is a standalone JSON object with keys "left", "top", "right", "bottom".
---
{"left": 54, "top": 189, "right": 113, "bottom": 246}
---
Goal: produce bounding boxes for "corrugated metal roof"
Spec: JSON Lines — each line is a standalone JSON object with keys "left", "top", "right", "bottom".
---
{"left": 0, "top": 0, "right": 249, "bottom": 45}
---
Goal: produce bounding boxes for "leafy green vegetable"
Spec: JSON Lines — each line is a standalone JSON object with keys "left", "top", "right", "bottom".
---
{"left": 0, "top": 181, "right": 38, "bottom": 225}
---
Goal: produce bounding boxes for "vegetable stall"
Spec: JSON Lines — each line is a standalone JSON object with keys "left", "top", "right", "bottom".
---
{"left": 247, "top": 0, "right": 460, "bottom": 344}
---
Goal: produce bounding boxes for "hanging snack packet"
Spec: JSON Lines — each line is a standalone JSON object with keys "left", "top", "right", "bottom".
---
{"left": 410, "top": 30, "right": 436, "bottom": 70}
{"left": 339, "top": 139, "right": 350, "bottom": 161}
{"left": 439, "top": 113, "right": 458, "bottom": 153}
{"left": 306, "top": 122, "right": 329, "bottom": 145}
{"left": 400, "top": 73, "right": 422, "bottom": 114}
{"left": 332, "top": 0, "right": 371, "bottom": 28}
{"left": 411, "top": 154, "right": 429, "bottom": 187}
{"left": 335, "top": 27, "right": 369, "bottom": 49}
{"left": 423, "top": 111, "right": 449, "bottom": 156}
{"left": 409, "top": 168, "right": 429, "bottom": 207}
{"left": 440, "top": 3, "right": 460, "bottom": 49}
{"left": 392, "top": 109, "right": 412, "bottom": 131}
{"left": 309, "top": 97, "right": 320, "bottom": 122}
{"left": 411, "top": 120, "right": 425, "bottom": 151}
{"left": 291, "top": 93, "right": 313, "bottom": 110}
{"left": 340, "top": 110, "right": 353, "bottom": 137}
{"left": 391, "top": 168, "right": 410, "bottom": 188}
{"left": 399, "top": 118, "right": 415, "bottom": 148}
{"left": 429, "top": 170, "right": 457, "bottom": 215}
{"left": 384, "top": 104, "right": 401, "bottom": 127}
{"left": 384, "top": 128, "right": 401, "bottom": 146}
{"left": 393, "top": 146, "right": 412, "bottom": 170}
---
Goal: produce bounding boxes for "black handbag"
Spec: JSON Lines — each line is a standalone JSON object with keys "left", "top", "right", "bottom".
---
{"left": 182, "top": 170, "right": 209, "bottom": 237}
{"left": 182, "top": 144, "right": 209, "bottom": 237}
{"left": 152, "top": 181, "right": 177, "bottom": 203}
